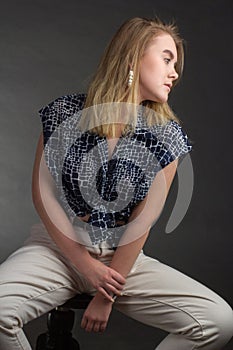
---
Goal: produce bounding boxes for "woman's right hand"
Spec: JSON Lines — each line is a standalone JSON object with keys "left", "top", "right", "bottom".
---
{"left": 84, "top": 257, "right": 126, "bottom": 302}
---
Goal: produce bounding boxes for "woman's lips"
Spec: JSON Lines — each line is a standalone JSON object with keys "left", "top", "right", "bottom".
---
{"left": 164, "top": 84, "right": 171, "bottom": 91}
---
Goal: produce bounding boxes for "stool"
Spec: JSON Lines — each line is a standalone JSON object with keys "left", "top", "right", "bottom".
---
{"left": 36, "top": 293, "right": 93, "bottom": 350}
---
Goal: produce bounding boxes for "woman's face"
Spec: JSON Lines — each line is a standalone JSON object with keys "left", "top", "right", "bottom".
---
{"left": 138, "top": 33, "right": 179, "bottom": 104}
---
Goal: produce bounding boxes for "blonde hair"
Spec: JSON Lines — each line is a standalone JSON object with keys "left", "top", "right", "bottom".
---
{"left": 80, "top": 16, "right": 185, "bottom": 137}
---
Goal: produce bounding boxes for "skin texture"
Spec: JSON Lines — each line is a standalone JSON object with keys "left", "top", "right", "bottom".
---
{"left": 81, "top": 159, "right": 178, "bottom": 333}
{"left": 32, "top": 32, "right": 179, "bottom": 333}
{"left": 80, "top": 33, "right": 180, "bottom": 332}
{"left": 139, "top": 33, "right": 178, "bottom": 103}
{"left": 32, "top": 135, "right": 126, "bottom": 303}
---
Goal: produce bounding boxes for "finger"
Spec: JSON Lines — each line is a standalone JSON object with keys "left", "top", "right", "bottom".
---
{"left": 81, "top": 315, "right": 87, "bottom": 329}
{"left": 104, "top": 282, "right": 122, "bottom": 296}
{"left": 100, "top": 322, "right": 107, "bottom": 333}
{"left": 85, "top": 319, "right": 93, "bottom": 333}
{"left": 106, "top": 277, "right": 126, "bottom": 291}
{"left": 97, "top": 286, "right": 115, "bottom": 302}
{"left": 108, "top": 279, "right": 125, "bottom": 292}
{"left": 111, "top": 270, "right": 126, "bottom": 284}
{"left": 93, "top": 321, "right": 100, "bottom": 333}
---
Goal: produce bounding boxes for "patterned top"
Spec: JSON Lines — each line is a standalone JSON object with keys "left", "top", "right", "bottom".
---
{"left": 38, "top": 93, "right": 193, "bottom": 247}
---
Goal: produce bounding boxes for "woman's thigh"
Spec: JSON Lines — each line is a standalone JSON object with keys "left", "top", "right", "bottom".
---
{"left": 0, "top": 223, "right": 88, "bottom": 327}
{"left": 114, "top": 252, "right": 233, "bottom": 340}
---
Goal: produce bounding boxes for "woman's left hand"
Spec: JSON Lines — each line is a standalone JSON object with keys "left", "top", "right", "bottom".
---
{"left": 81, "top": 292, "right": 114, "bottom": 333}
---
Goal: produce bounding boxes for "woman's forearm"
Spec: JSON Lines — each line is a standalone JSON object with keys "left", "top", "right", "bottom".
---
{"left": 32, "top": 134, "right": 126, "bottom": 302}
{"left": 109, "top": 196, "right": 152, "bottom": 278}
{"left": 32, "top": 134, "right": 95, "bottom": 275}
{"left": 32, "top": 188, "right": 94, "bottom": 274}
{"left": 109, "top": 228, "right": 150, "bottom": 278}
{"left": 109, "top": 159, "right": 178, "bottom": 280}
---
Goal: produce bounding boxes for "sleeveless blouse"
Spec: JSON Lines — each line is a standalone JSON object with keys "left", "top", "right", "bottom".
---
{"left": 38, "top": 93, "right": 193, "bottom": 247}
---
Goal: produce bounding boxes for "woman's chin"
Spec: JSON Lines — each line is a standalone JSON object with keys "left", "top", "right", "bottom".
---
{"left": 140, "top": 93, "right": 168, "bottom": 104}
{"left": 152, "top": 96, "right": 168, "bottom": 104}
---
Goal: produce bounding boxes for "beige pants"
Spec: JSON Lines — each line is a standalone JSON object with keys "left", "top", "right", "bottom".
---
{"left": 0, "top": 222, "right": 232, "bottom": 350}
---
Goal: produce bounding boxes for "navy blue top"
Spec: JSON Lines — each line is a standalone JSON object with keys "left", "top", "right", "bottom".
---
{"left": 38, "top": 93, "right": 193, "bottom": 246}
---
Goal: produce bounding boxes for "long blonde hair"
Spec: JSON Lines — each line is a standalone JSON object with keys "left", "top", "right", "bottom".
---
{"left": 80, "top": 16, "right": 185, "bottom": 137}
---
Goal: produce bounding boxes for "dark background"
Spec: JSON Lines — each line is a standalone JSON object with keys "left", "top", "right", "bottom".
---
{"left": 0, "top": 0, "right": 232, "bottom": 349}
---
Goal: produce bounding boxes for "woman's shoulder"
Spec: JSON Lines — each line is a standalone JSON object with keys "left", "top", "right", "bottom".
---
{"left": 37, "top": 93, "right": 87, "bottom": 145}
{"left": 38, "top": 92, "right": 87, "bottom": 117}
{"left": 146, "top": 118, "right": 193, "bottom": 162}
{"left": 148, "top": 119, "right": 190, "bottom": 140}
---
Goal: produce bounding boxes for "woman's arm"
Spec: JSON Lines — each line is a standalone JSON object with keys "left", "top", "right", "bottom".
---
{"left": 32, "top": 133, "right": 125, "bottom": 301}
{"left": 81, "top": 159, "right": 178, "bottom": 332}
{"left": 109, "top": 158, "right": 178, "bottom": 277}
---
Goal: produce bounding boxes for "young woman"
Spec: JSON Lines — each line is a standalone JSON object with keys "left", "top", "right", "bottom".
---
{"left": 0, "top": 16, "right": 232, "bottom": 350}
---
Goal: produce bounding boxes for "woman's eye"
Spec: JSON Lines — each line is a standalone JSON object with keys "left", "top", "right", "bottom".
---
{"left": 164, "top": 58, "right": 171, "bottom": 64}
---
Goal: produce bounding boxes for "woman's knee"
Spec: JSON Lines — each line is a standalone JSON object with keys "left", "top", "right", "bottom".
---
{"left": 214, "top": 300, "right": 233, "bottom": 342}
{"left": 0, "top": 276, "right": 25, "bottom": 332}
{"left": 202, "top": 298, "right": 233, "bottom": 347}
{"left": 0, "top": 293, "right": 22, "bottom": 332}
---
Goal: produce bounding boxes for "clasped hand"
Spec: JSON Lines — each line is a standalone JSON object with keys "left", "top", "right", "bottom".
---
{"left": 81, "top": 257, "right": 126, "bottom": 333}
{"left": 81, "top": 292, "right": 113, "bottom": 333}
{"left": 84, "top": 257, "right": 126, "bottom": 302}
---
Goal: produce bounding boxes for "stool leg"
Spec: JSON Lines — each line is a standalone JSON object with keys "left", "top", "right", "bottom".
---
{"left": 36, "top": 308, "right": 80, "bottom": 350}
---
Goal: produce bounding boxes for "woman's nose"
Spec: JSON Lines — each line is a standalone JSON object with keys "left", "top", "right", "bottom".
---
{"left": 169, "top": 67, "right": 179, "bottom": 81}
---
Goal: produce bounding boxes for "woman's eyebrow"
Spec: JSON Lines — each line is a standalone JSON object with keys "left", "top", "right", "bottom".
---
{"left": 162, "top": 49, "right": 177, "bottom": 63}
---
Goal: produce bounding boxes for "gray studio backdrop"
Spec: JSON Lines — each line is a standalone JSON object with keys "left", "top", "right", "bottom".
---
{"left": 0, "top": 0, "right": 232, "bottom": 349}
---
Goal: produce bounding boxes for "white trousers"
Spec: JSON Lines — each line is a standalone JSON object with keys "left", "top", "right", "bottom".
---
{"left": 0, "top": 222, "right": 233, "bottom": 350}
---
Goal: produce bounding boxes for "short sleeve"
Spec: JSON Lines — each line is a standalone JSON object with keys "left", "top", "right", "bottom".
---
{"left": 36, "top": 93, "right": 87, "bottom": 219}
{"left": 37, "top": 93, "right": 86, "bottom": 183}
{"left": 38, "top": 93, "right": 87, "bottom": 146}
{"left": 154, "top": 120, "right": 193, "bottom": 169}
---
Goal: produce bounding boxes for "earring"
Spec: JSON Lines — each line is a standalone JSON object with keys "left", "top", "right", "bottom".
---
{"left": 128, "top": 69, "right": 134, "bottom": 87}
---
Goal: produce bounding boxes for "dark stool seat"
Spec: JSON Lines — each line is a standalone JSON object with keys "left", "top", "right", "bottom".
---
{"left": 36, "top": 293, "right": 93, "bottom": 350}
{"left": 60, "top": 293, "right": 93, "bottom": 309}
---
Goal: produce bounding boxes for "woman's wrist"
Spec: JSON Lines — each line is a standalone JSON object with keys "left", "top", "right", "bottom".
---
{"left": 94, "top": 291, "right": 116, "bottom": 304}
{"left": 72, "top": 249, "right": 96, "bottom": 276}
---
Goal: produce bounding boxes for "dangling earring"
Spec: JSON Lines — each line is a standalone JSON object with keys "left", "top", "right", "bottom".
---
{"left": 128, "top": 69, "right": 134, "bottom": 87}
